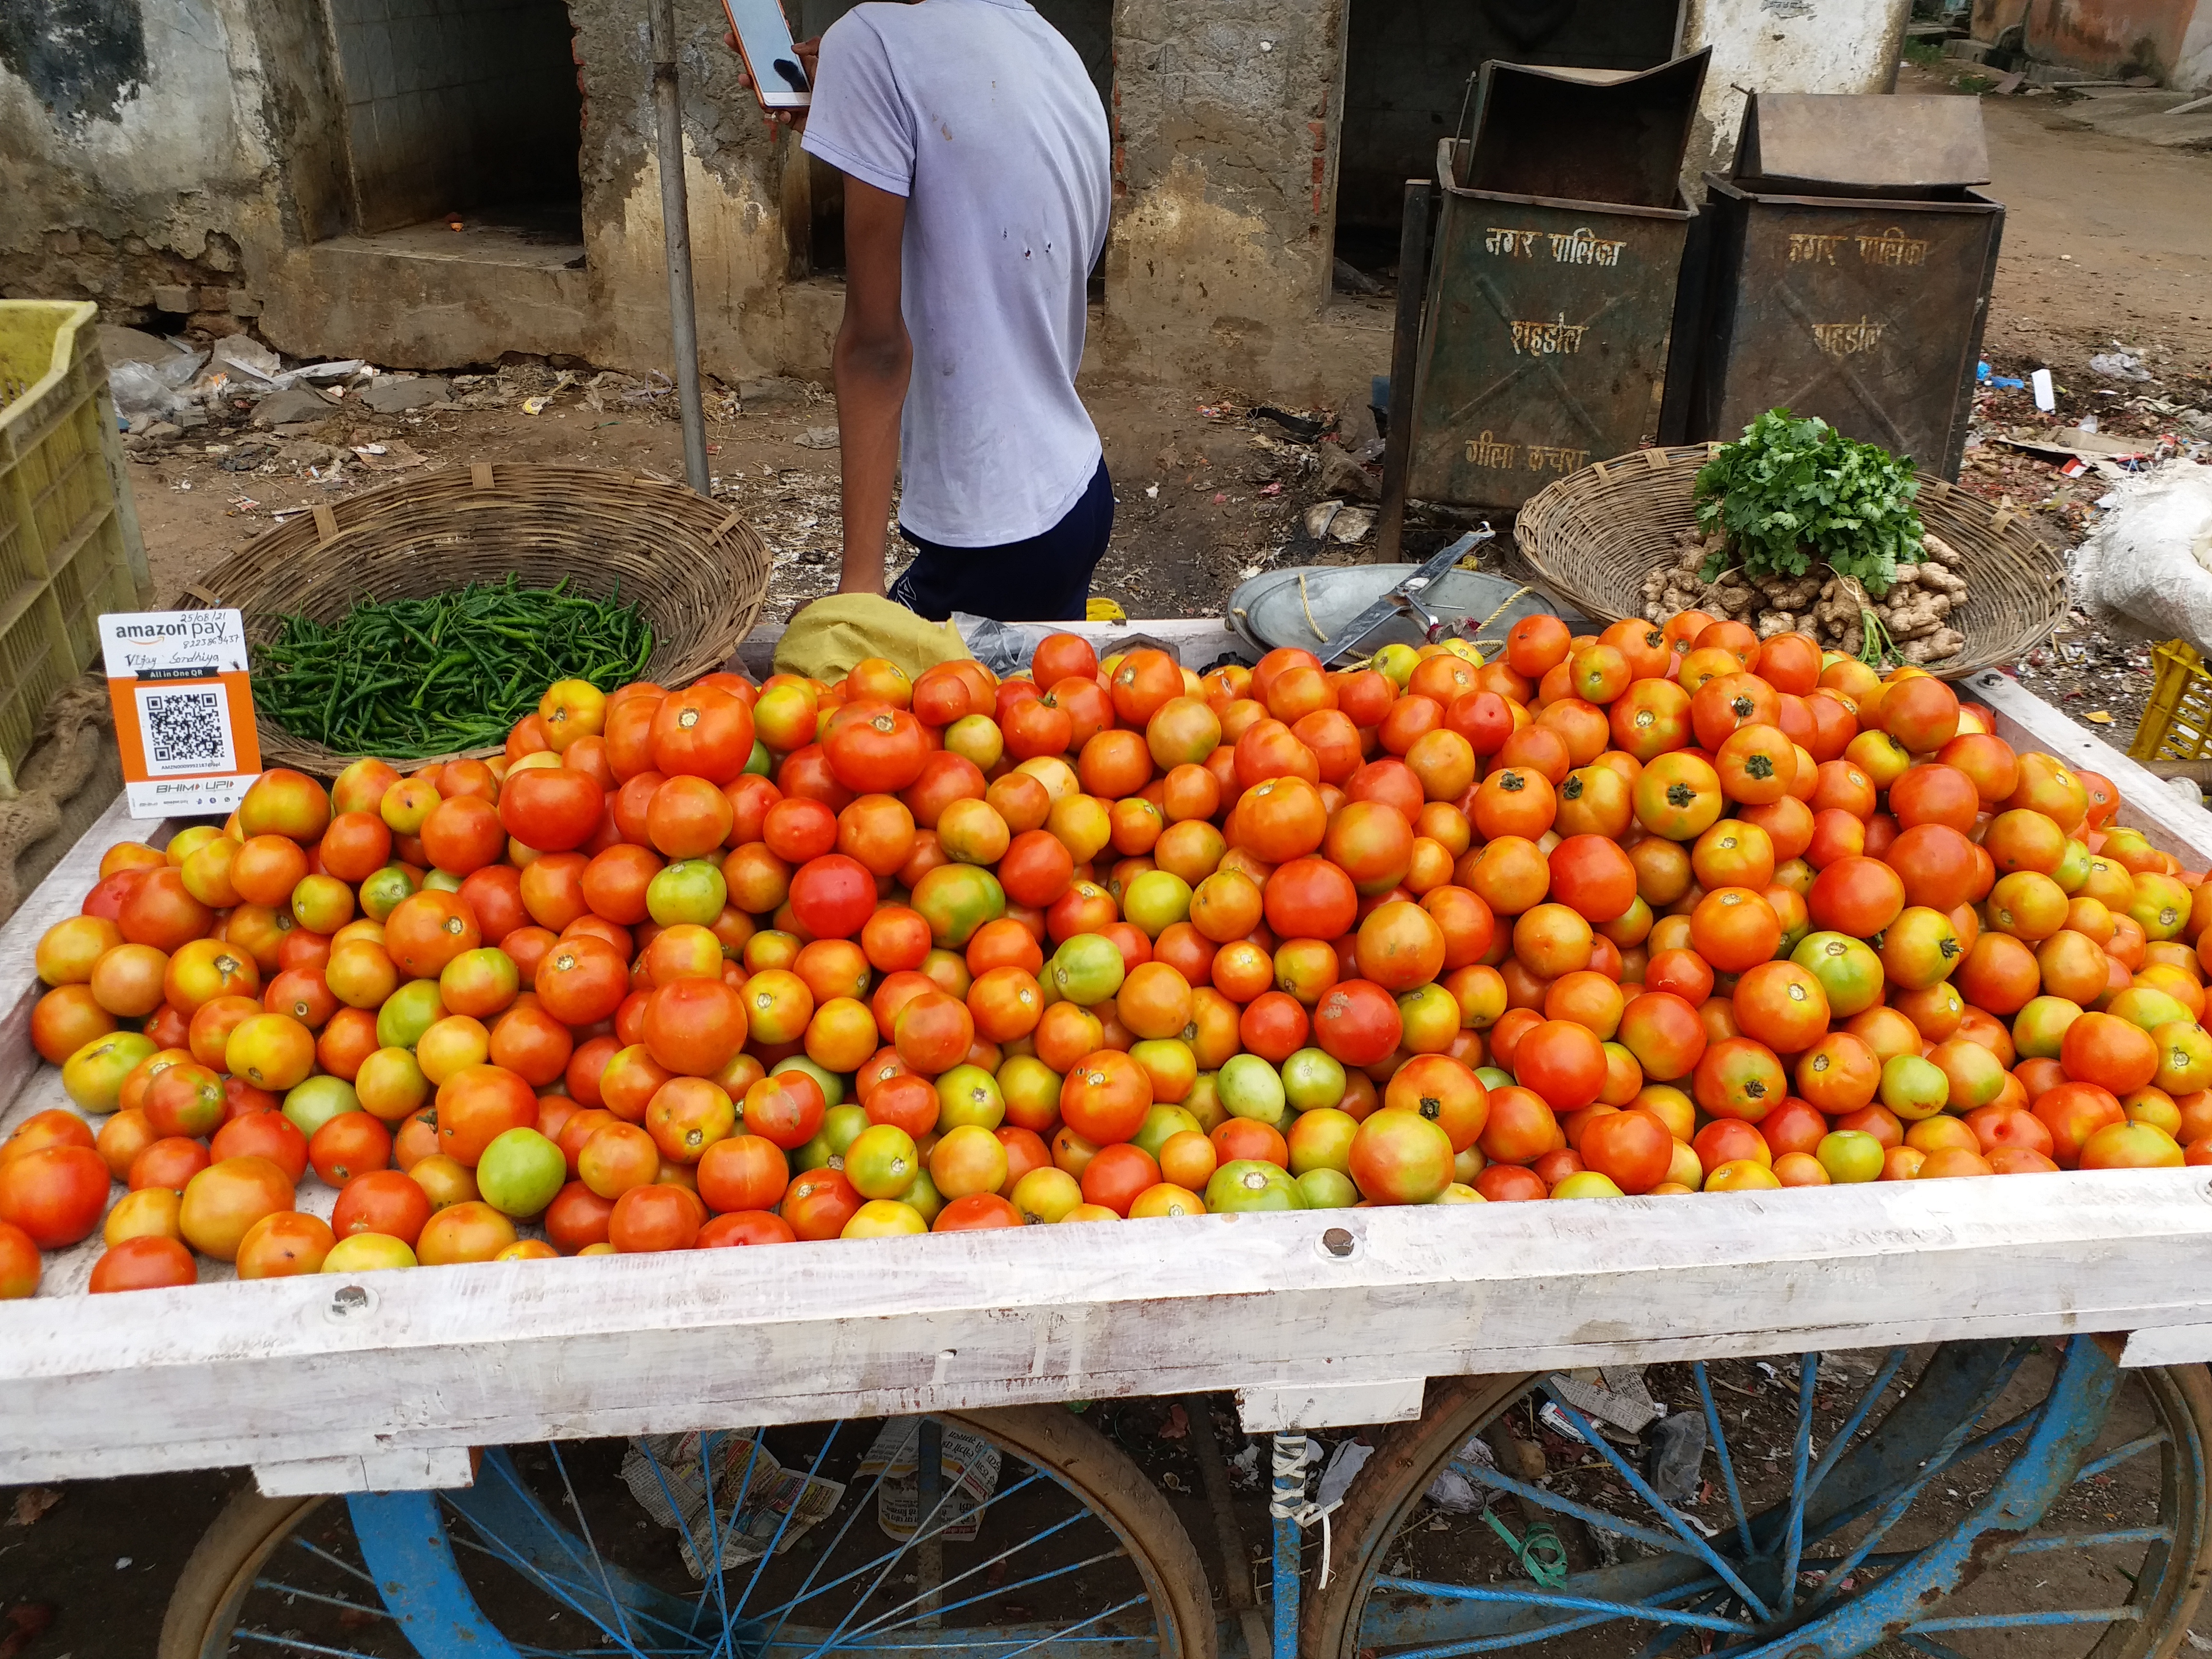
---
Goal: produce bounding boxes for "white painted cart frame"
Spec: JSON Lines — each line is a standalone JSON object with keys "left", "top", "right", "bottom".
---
{"left": 6, "top": 624, "right": 2212, "bottom": 1502}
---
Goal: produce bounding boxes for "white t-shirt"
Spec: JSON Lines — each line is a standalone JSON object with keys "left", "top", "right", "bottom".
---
{"left": 801, "top": 0, "right": 1111, "bottom": 548}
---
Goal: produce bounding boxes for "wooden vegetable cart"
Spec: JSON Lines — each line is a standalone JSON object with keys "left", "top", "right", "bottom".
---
{"left": 5, "top": 620, "right": 2212, "bottom": 1659}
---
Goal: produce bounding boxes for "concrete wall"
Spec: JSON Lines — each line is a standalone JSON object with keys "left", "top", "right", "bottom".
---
{"left": 2025, "top": 0, "right": 2202, "bottom": 84}
{"left": 1678, "top": 0, "right": 1911, "bottom": 188}
{"left": 1102, "top": 0, "right": 1349, "bottom": 392}
{"left": 0, "top": 0, "right": 306, "bottom": 322}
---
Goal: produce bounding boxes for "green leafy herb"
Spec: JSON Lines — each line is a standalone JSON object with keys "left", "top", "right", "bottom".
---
{"left": 1693, "top": 409, "right": 1925, "bottom": 597}
{"left": 251, "top": 576, "right": 654, "bottom": 759}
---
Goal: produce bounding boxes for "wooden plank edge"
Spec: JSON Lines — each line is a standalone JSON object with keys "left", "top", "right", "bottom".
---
{"left": 1966, "top": 672, "right": 2212, "bottom": 866}
{"left": 0, "top": 796, "right": 172, "bottom": 1113}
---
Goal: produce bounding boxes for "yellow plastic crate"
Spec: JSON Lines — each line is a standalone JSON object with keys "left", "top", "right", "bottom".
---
{"left": 2131, "top": 640, "right": 2212, "bottom": 762}
{"left": 0, "top": 300, "right": 151, "bottom": 789}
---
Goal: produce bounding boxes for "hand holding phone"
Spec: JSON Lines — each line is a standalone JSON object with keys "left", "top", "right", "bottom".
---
{"left": 722, "top": 0, "right": 813, "bottom": 122}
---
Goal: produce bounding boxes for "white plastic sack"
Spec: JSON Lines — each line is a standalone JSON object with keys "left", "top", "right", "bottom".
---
{"left": 2074, "top": 462, "right": 2212, "bottom": 648}
{"left": 108, "top": 360, "right": 196, "bottom": 417}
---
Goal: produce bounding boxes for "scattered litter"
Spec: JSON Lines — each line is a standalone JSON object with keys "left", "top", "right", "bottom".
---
{"left": 1261, "top": 481, "right": 1283, "bottom": 496}
{"left": 1304, "top": 500, "right": 1343, "bottom": 541}
{"left": 2084, "top": 709, "right": 2115, "bottom": 723}
{"left": 352, "top": 439, "right": 428, "bottom": 471}
{"left": 1251, "top": 405, "right": 1331, "bottom": 441}
{"left": 857, "top": 1418, "right": 1002, "bottom": 1544}
{"left": 2074, "top": 462, "right": 2212, "bottom": 647}
{"left": 1157, "top": 1403, "right": 1190, "bottom": 1440}
{"left": 8, "top": 1489, "right": 60, "bottom": 1528}
{"left": 2032, "top": 367, "right": 2057, "bottom": 412}
{"left": 1328, "top": 506, "right": 1376, "bottom": 544}
{"left": 1144, "top": 483, "right": 1159, "bottom": 498}
{"left": 1317, "top": 1440, "right": 1372, "bottom": 1509}
{"left": 212, "top": 335, "right": 285, "bottom": 385}
{"left": 1646, "top": 1412, "right": 1707, "bottom": 1503}
{"left": 114, "top": 1557, "right": 131, "bottom": 1570}
{"left": 1553, "top": 1368, "right": 1665, "bottom": 1433}
{"left": 1977, "top": 360, "right": 2025, "bottom": 389}
{"left": 1538, "top": 1401, "right": 1586, "bottom": 1443}
{"left": 521, "top": 395, "right": 553, "bottom": 415}
{"left": 619, "top": 1433, "right": 845, "bottom": 1577}
{"left": 793, "top": 427, "right": 841, "bottom": 449}
{"left": 1230, "top": 1443, "right": 1262, "bottom": 1486}
{"left": 2089, "top": 349, "right": 2153, "bottom": 383}
{"left": 1162, "top": 1470, "right": 1189, "bottom": 1492}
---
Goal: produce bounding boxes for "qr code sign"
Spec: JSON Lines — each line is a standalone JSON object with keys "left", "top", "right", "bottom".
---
{"left": 135, "top": 685, "right": 236, "bottom": 776}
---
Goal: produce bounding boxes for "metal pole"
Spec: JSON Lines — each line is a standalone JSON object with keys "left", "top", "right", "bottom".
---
{"left": 915, "top": 1417, "right": 942, "bottom": 1629}
{"left": 1271, "top": 1432, "right": 1305, "bottom": 1659}
{"left": 649, "top": 0, "right": 712, "bottom": 495}
{"left": 1374, "top": 179, "right": 1434, "bottom": 565}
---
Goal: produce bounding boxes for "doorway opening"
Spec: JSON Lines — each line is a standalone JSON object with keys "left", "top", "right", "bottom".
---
{"left": 1333, "top": 0, "right": 1681, "bottom": 292}
{"left": 781, "top": 0, "right": 1113, "bottom": 287}
{"left": 324, "top": 0, "right": 585, "bottom": 267}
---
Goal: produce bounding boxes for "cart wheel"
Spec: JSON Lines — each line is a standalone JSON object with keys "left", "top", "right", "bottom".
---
{"left": 1303, "top": 1337, "right": 2212, "bottom": 1659}
{"left": 158, "top": 1405, "right": 1216, "bottom": 1659}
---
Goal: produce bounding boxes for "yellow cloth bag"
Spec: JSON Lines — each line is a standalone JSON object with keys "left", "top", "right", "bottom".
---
{"left": 770, "top": 593, "right": 972, "bottom": 683}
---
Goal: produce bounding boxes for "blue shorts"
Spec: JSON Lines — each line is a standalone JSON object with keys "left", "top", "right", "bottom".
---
{"left": 888, "top": 458, "right": 1113, "bottom": 623}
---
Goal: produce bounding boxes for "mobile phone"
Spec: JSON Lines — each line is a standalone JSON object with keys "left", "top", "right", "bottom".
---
{"left": 722, "top": 0, "right": 811, "bottom": 110}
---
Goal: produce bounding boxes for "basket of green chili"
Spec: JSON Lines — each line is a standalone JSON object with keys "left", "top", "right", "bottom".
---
{"left": 180, "top": 463, "right": 772, "bottom": 774}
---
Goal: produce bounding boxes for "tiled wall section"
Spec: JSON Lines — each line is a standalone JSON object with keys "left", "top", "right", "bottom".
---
{"left": 329, "top": 0, "right": 584, "bottom": 232}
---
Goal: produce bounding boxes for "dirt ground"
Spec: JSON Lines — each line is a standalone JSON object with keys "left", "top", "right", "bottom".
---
{"left": 7, "top": 61, "right": 2212, "bottom": 1659}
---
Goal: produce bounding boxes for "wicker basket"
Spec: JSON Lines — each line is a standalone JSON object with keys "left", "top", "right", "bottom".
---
{"left": 181, "top": 462, "right": 772, "bottom": 775}
{"left": 1513, "top": 444, "right": 2068, "bottom": 681}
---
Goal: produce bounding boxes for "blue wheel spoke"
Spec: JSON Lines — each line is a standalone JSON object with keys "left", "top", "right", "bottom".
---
{"left": 756, "top": 1469, "right": 1051, "bottom": 1630}
{"left": 550, "top": 1438, "right": 652, "bottom": 1659}
{"left": 1776, "top": 1352, "right": 1818, "bottom": 1612}
{"left": 1537, "top": 1384, "right": 1773, "bottom": 1622}
{"left": 231, "top": 1632, "right": 401, "bottom": 1659}
{"left": 1798, "top": 1340, "right": 2035, "bottom": 1617}
{"left": 468, "top": 1451, "right": 704, "bottom": 1647}
{"left": 1630, "top": 1586, "right": 1733, "bottom": 1659}
{"left": 761, "top": 1425, "right": 945, "bottom": 1653}
{"left": 835, "top": 1507, "right": 1096, "bottom": 1641}
{"left": 1693, "top": 1362, "right": 1755, "bottom": 1557}
{"left": 978, "top": 1592, "right": 1153, "bottom": 1659}
{"left": 285, "top": 1536, "right": 378, "bottom": 1588}
{"left": 249, "top": 1579, "right": 392, "bottom": 1620}
{"left": 806, "top": 1440, "right": 979, "bottom": 1657}
{"left": 1374, "top": 1575, "right": 1753, "bottom": 1636}
{"left": 1796, "top": 1394, "right": 2047, "bottom": 1559}
{"left": 2077, "top": 1431, "right": 2170, "bottom": 1483}
{"left": 850, "top": 1543, "right": 1129, "bottom": 1644}
{"left": 1911, "top": 1607, "right": 2144, "bottom": 1631}
{"left": 631, "top": 1434, "right": 724, "bottom": 1643}
{"left": 447, "top": 1508, "right": 705, "bottom": 1648}
{"left": 2007, "top": 1526, "right": 2173, "bottom": 1553}
{"left": 733, "top": 1421, "right": 846, "bottom": 1623}
{"left": 1790, "top": 1347, "right": 1910, "bottom": 1537}
{"left": 1443, "top": 1458, "right": 1708, "bottom": 1561}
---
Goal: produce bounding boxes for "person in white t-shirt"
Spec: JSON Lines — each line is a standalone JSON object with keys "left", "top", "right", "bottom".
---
{"left": 730, "top": 0, "right": 1113, "bottom": 621}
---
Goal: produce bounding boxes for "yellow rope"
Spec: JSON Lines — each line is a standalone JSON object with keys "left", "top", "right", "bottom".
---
{"left": 1298, "top": 572, "right": 1326, "bottom": 641}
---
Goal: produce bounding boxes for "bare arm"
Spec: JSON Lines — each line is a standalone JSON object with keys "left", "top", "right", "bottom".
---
{"left": 832, "top": 176, "right": 912, "bottom": 596}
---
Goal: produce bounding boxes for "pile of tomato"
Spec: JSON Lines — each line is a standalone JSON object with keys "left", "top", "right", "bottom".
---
{"left": 3, "top": 606, "right": 2208, "bottom": 1298}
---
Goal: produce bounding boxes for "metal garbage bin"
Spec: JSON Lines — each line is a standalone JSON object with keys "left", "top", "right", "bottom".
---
{"left": 1685, "top": 94, "right": 2005, "bottom": 482}
{"left": 1402, "top": 50, "right": 1708, "bottom": 514}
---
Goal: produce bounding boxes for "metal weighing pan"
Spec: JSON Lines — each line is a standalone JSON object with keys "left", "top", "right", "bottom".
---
{"left": 1230, "top": 565, "right": 1593, "bottom": 657}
